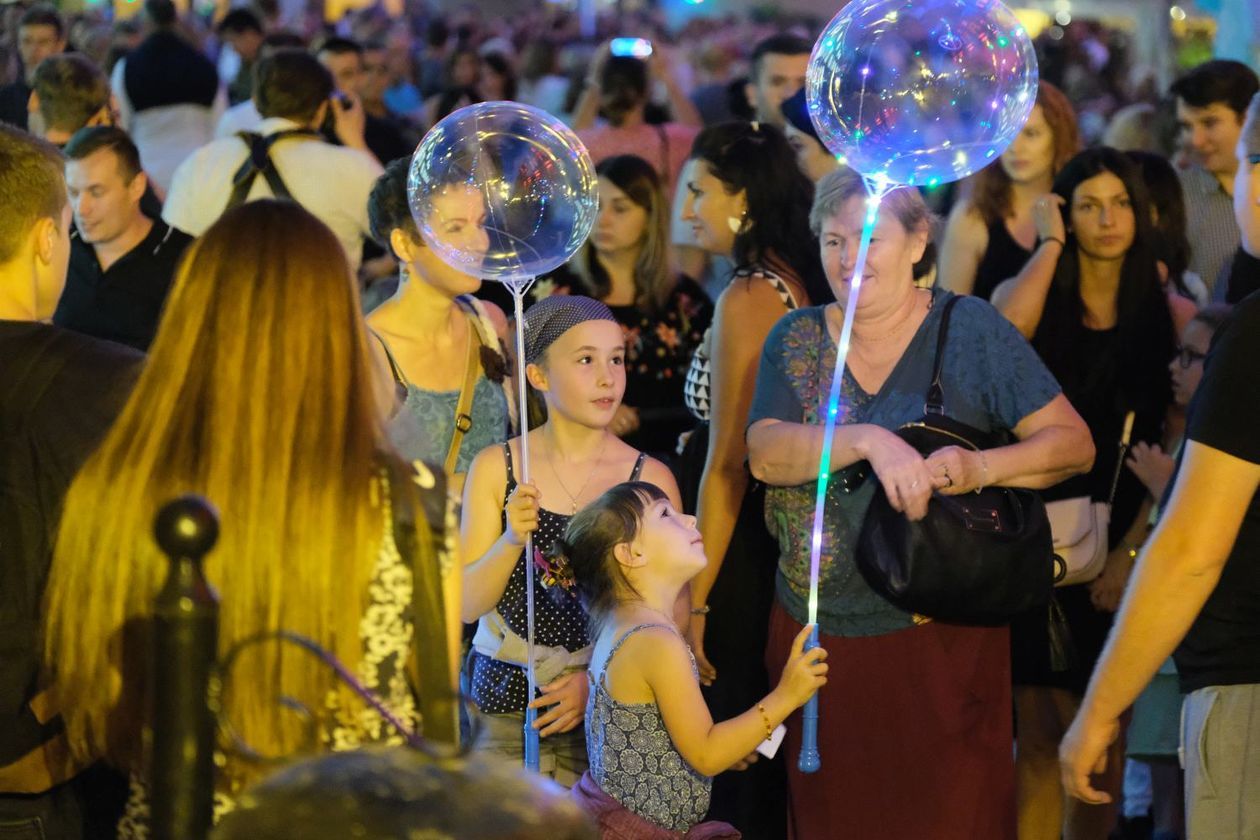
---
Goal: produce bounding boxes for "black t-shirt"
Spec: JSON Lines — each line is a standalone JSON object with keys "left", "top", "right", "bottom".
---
{"left": 1224, "top": 246, "right": 1260, "bottom": 304}
{"left": 1175, "top": 292, "right": 1260, "bottom": 692}
{"left": 0, "top": 80, "right": 30, "bottom": 130}
{"left": 0, "top": 322, "right": 141, "bottom": 765}
{"left": 53, "top": 219, "right": 192, "bottom": 350}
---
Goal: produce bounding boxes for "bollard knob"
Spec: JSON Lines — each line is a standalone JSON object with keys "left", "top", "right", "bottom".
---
{"left": 155, "top": 495, "right": 219, "bottom": 560}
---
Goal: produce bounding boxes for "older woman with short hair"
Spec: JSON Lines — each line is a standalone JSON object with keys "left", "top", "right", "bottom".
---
{"left": 746, "top": 167, "right": 1095, "bottom": 839}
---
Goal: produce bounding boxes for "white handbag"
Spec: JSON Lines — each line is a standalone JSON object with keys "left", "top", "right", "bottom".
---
{"left": 1046, "top": 498, "right": 1111, "bottom": 586}
{"left": 1047, "top": 411, "right": 1135, "bottom": 587}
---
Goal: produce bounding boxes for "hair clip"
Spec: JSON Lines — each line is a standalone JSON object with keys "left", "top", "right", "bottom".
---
{"left": 534, "top": 547, "right": 576, "bottom": 593}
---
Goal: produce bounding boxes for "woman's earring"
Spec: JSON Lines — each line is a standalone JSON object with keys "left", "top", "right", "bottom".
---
{"left": 727, "top": 215, "right": 747, "bottom": 234}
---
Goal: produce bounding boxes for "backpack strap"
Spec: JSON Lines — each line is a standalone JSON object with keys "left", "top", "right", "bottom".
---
{"left": 226, "top": 129, "right": 319, "bottom": 211}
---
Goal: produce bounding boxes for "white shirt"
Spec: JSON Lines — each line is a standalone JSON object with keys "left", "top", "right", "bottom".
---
{"left": 111, "top": 57, "right": 222, "bottom": 195}
{"left": 163, "top": 117, "right": 383, "bottom": 270}
{"left": 214, "top": 99, "right": 262, "bottom": 138}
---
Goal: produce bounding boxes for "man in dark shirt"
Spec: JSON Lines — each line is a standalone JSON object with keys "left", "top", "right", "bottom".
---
{"left": 0, "top": 4, "right": 65, "bottom": 131}
{"left": 1062, "top": 123, "right": 1260, "bottom": 835}
{"left": 0, "top": 124, "right": 138, "bottom": 836}
{"left": 217, "top": 8, "right": 265, "bottom": 107}
{"left": 316, "top": 36, "right": 412, "bottom": 166}
{"left": 55, "top": 126, "right": 190, "bottom": 350}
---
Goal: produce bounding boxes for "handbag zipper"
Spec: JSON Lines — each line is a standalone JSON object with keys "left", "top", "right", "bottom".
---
{"left": 899, "top": 421, "right": 980, "bottom": 452}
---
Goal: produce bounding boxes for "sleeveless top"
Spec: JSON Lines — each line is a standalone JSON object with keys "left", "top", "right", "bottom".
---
{"left": 116, "top": 468, "right": 428, "bottom": 837}
{"left": 683, "top": 266, "right": 800, "bottom": 420}
{"left": 469, "top": 443, "right": 647, "bottom": 714}
{"left": 972, "top": 218, "right": 1034, "bottom": 301}
{"left": 586, "top": 623, "right": 710, "bottom": 831}
{"left": 377, "top": 298, "right": 511, "bottom": 474}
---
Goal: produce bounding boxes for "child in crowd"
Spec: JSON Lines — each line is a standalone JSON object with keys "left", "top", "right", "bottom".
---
{"left": 460, "top": 295, "right": 683, "bottom": 782}
{"left": 560, "top": 481, "right": 827, "bottom": 838}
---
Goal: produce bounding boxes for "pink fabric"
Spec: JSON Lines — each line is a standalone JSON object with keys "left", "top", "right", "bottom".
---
{"left": 576, "top": 123, "right": 700, "bottom": 195}
{"left": 571, "top": 771, "right": 741, "bottom": 840}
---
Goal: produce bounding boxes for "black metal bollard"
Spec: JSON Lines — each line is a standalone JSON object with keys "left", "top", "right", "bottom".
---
{"left": 150, "top": 495, "right": 220, "bottom": 840}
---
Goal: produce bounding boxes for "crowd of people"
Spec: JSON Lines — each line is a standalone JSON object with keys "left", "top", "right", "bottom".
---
{"left": 2, "top": 1, "right": 1260, "bottom": 838}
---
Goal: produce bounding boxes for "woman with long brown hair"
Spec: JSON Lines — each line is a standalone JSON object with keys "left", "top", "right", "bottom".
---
{"left": 41, "top": 200, "right": 458, "bottom": 833}
{"left": 938, "top": 81, "right": 1080, "bottom": 299}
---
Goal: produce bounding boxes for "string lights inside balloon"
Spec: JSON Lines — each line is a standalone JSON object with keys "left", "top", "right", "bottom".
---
{"left": 408, "top": 101, "right": 599, "bottom": 772}
{"left": 797, "top": 0, "right": 1037, "bottom": 774}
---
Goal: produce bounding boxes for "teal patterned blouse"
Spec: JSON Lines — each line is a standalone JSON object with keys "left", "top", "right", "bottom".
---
{"left": 747, "top": 290, "right": 1062, "bottom": 637}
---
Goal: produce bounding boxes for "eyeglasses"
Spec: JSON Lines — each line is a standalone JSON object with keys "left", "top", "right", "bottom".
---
{"left": 1175, "top": 346, "right": 1207, "bottom": 368}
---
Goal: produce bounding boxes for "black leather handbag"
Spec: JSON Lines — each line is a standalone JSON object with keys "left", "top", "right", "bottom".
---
{"left": 853, "top": 296, "right": 1057, "bottom": 626}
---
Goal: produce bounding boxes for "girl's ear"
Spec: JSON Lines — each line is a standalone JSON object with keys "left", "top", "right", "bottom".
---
{"left": 613, "top": 541, "right": 646, "bottom": 569}
{"left": 525, "top": 361, "right": 548, "bottom": 391}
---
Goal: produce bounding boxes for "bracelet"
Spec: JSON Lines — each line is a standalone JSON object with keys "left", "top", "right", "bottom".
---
{"left": 756, "top": 702, "right": 773, "bottom": 741}
{"left": 977, "top": 451, "right": 989, "bottom": 493}
{"left": 690, "top": 605, "right": 711, "bottom": 616}
{"left": 1040, "top": 236, "right": 1065, "bottom": 249}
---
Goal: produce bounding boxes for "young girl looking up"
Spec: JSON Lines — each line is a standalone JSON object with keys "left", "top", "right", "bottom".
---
{"left": 561, "top": 482, "right": 827, "bottom": 838}
{"left": 460, "top": 295, "right": 684, "bottom": 783}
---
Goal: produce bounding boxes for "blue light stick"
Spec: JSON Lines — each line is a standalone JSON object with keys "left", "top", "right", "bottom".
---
{"left": 799, "top": 176, "right": 888, "bottom": 774}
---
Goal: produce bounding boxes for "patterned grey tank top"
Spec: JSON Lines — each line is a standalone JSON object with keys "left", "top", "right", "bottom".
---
{"left": 585, "top": 623, "right": 710, "bottom": 831}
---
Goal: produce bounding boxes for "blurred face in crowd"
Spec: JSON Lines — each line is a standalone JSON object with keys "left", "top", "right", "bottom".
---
{"left": 679, "top": 159, "right": 744, "bottom": 257}
{"left": 1170, "top": 318, "right": 1212, "bottom": 407}
{"left": 592, "top": 177, "right": 647, "bottom": 256}
{"left": 361, "top": 47, "right": 391, "bottom": 103}
{"left": 1176, "top": 99, "right": 1244, "bottom": 177}
{"left": 223, "top": 28, "right": 264, "bottom": 63}
{"left": 451, "top": 51, "right": 481, "bottom": 88}
{"left": 404, "top": 184, "right": 488, "bottom": 298}
{"left": 1068, "top": 170, "right": 1135, "bottom": 262}
{"left": 1001, "top": 105, "right": 1055, "bottom": 186}
{"left": 819, "top": 193, "right": 927, "bottom": 312}
{"left": 319, "top": 50, "right": 365, "bottom": 96}
{"left": 747, "top": 52, "right": 808, "bottom": 128}
{"left": 784, "top": 124, "right": 837, "bottom": 183}
{"left": 66, "top": 148, "right": 146, "bottom": 248}
{"left": 19, "top": 23, "right": 65, "bottom": 83}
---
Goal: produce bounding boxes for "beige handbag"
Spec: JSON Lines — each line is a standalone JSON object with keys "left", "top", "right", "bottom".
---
{"left": 1048, "top": 411, "right": 1135, "bottom": 587}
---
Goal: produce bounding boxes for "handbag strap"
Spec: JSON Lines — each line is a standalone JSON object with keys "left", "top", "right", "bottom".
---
{"left": 444, "top": 321, "right": 482, "bottom": 476}
{"left": 1104, "top": 410, "right": 1136, "bottom": 507}
{"left": 925, "top": 294, "right": 964, "bottom": 416}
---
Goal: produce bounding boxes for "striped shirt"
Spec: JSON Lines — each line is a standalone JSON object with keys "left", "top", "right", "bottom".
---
{"left": 1178, "top": 165, "right": 1239, "bottom": 300}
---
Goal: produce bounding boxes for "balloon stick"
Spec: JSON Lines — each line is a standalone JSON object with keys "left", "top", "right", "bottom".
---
{"left": 504, "top": 278, "right": 542, "bottom": 773}
{"left": 799, "top": 178, "right": 886, "bottom": 774}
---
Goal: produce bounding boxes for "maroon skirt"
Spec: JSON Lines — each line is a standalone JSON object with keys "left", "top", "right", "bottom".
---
{"left": 765, "top": 602, "right": 1015, "bottom": 840}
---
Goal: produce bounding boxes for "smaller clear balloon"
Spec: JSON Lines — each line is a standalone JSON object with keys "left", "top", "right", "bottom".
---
{"left": 807, "top": 0, "right": 1039, "bottom": 187}
{"left": 408, "top": 101, "right": 599, "bottom": 284}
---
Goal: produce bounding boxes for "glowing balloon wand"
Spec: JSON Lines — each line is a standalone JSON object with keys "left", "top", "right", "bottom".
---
{"left": 798, "top": 181, "right": 887, "bottom": 774}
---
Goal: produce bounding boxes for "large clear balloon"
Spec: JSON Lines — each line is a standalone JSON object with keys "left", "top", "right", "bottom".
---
{"left": 807, "top": 0, "right": 1038, "bottom": 187}
{"left": 407, "top": 101, "right": 598, "bottom": 283}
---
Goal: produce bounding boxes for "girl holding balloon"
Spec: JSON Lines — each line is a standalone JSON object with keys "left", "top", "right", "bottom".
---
{"left": 560, "top": 481, "right": 827, "bottom": 838}
{"left": 459, "top": 295, "right": 684, "bottom": 782}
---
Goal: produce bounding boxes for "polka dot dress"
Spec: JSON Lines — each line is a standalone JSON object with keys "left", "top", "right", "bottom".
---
{"left": 469, "top": 442, "right": 645, "bottom": 714}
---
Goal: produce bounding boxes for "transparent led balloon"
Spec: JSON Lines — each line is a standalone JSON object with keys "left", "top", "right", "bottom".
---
{"left": 807, "top": 0, "right": 1038, "bottom": 187}
{"left": 407, "top": 101, "right": 598, "bottom": 283}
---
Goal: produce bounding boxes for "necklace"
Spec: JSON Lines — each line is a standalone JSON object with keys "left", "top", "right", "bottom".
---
{"left": 544, "top": 433, "right": 610, "bottom": 514}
